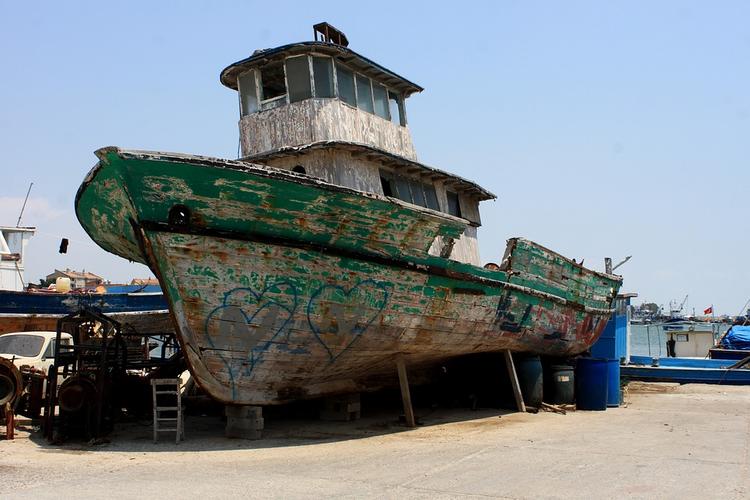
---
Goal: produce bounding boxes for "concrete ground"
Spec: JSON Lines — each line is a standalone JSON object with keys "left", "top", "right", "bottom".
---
{"left": 1, "top": 383, "right": 748, "bottom": 499}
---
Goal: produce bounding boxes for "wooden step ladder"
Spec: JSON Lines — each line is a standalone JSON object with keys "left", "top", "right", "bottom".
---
{"left": 151, "top": 378, "right": 185, "bottom": 444}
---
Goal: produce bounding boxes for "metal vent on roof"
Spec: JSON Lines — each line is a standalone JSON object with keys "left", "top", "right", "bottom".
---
{"left": 313, "top": 22, "right": 349, "bottom": 47}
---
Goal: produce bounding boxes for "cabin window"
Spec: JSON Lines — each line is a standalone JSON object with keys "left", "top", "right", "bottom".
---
{"left": 356, "top": 75, "right": 374, "bottom": 113}
{"left": 380, "top": 176, "right": 393, "bottom": 197}
{"left": 380, "top": 170, "right": 442, "bottom": 212}
{"left": 394, "top": 177, "right": 411, "bottom": 202}
{"left": 446, "top": 191, "right": 462, "bottom": 217}
{"left": 313, "top": 57, "right": 335, "bottom": 98}
{"left": 388, "top": 91, "right": 406, "bottom": 126}
{"left": 292, "top": 165, "right": 306, "bottom": 174}
{"left": 373, "top": 84, "right": 389, "bottom": 119}
{"left": 285, "top": 56, "right": 312, "bottom": 103}
{"left": 260, "top": 60, "right": 287, "bottom": 109}
{"left": 336, "top": 65, "right": 356, "bottom": 106}
{"left": 409, "top": 179, "right": 425, "bottom": 207}
{"left": 423, "top": 185, "right": 439, "bottom": 211}
{"left": 238, "top": 70, "right": 259, "bottom": 115}
{"left": 676, "top": 333, "right": 689, "bottom": 342}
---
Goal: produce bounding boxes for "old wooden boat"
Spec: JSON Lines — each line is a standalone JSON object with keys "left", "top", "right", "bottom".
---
{"left": 75, "top": 24, "right": 622, "bottom": 405}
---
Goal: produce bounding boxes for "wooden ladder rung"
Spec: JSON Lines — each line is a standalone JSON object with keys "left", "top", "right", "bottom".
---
{"left": 152, "top": 378, "right": 185, "bottom": 444}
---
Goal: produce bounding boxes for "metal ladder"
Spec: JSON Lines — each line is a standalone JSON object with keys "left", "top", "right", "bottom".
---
{"left": 151, "top": 378, "right": 185, "bottom": 444}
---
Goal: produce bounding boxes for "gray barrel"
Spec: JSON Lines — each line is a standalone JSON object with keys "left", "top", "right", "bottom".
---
{"left": 546, "top": 364, "right": 575, "bottom": 404}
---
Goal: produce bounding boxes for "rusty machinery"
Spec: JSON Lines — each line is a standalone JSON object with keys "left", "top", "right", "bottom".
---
{"left": 43, "top": 308, "right": 183, "bottom": 442}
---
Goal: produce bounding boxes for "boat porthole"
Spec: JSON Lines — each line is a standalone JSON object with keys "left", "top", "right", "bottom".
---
{"left": 292, "top": 165, "right": 306, "bottom": 174}
{"left": 168, "top": 204, "right": 191, "bottom": 227}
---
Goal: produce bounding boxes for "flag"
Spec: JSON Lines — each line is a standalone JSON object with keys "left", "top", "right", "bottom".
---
{"left": 703, "top": 305, "right": 713, "bottom": 315}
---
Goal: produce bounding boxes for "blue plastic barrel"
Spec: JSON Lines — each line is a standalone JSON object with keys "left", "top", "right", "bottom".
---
{"left": 575, "top": 358, "right": 608, "bottom": 410}
{"left": 606, "top": 359, "right": 620, "bottom": 407}
{"left": 516, "top": 355, "right": 543, "bottom": 408}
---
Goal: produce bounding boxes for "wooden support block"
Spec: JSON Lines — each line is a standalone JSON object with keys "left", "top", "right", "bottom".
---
{"left": 503, "top": 350, "right": 526, "bottom": 413}
{"left": 320, "top": 393, "right": 361, "bottom": 421}
{"left": 225, "top": 405, "right": 263, "bottom": 419}
{"left": 396, "top": 354, "right": 416, "bottom": 428}
{"left": 225, "top": 405, "right": 263, "bottom": 440}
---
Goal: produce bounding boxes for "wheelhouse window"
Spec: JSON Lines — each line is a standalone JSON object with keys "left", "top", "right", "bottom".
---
{"left": 237, "top": 70, "right": 259, "bottom": 116}
{"left": 446, "top": 191, "right": 462, "bottom": 218}
{"left": 336, "top": 64, "right": 356, "bottom": 106}
{"left": 356, "top": 75, "right": 374, "bottom": 113}
{"left": 236, "top": 56, "right": 408, "bottom": 126}
{"left": 373, "top": 84, "right": 389, "bottom": 120}
{"left": 285, "top": 56, "right": 312, "bottom": 103}
{"left": 260, "top": 60, "right": 287, "bottom": 109}
{"left": 313, "top": 57, "right": 335, "bottom": 98}
{"left": 388, "top": 91, "right": 405, "bottom": 126}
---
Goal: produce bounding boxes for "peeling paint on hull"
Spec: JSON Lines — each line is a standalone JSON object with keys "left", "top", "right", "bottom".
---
{"left": 75, "top": 148, "right": 622, "bottom": 405}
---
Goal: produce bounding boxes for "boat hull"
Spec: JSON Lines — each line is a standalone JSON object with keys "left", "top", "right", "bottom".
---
{"left": 76, "top": 148, "right": 621, "bottom": 405}
{"left": 146, "top": 229, "right": 612, "bottom": 404}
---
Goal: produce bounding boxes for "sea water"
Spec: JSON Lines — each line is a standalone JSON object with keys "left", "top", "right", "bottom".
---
{"left": 629, "top": 323, "right": 731, "bottom": 357}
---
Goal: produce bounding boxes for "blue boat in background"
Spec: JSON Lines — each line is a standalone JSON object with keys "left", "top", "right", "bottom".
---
{"left": 709, "top": 325, "right": 750, "bottom": 360}
{"left": 0, "top": 288, "right": 171, "bottom": 335}
{"left": 622, "top": 355, "right": 750, "bottom": 385}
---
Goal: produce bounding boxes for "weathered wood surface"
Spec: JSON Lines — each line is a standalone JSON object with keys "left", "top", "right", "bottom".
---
{"left": 239, "top": 98, "right": 417, "bottom": 160}
{"left": 147, "top": 230, "right": 615, "bottom": 405}
{"left": 395, "top": 354, "right": 416, "bottom": 427}
{"left": 76, "top": 149, "right": 621, "bottom": 405}
{"left": 77, "top": 148, "right": 467, "bottom": 266}
{"left": 503, "top": 350, "right": 526, "bottom": 413}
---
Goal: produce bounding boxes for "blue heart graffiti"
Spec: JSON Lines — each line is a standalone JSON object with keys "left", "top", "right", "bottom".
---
{"left": 204, "top": 280, "right": 298, "bottom": 398}
{"left": 306, "top": 279, "right": 389, "bottom": 362}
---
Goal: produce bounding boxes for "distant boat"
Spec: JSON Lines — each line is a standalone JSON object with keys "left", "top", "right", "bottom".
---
{"left": 709, "top": 325, "right": 750, "bottom": 360}
{"left": 0, "top": 225, "right": 171, "bottom": 335}
{"left": 622, "top": 355, "right": 750, "bottom": 385}
{"left": 0, "top": 288, "right": 171, "bottom": 335}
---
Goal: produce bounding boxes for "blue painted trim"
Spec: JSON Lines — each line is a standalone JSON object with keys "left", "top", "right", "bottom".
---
{"left": 0, "top": 290, "right": 167, "bottom": 314}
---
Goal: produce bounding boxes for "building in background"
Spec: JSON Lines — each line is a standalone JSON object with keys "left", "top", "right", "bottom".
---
{"left": 45, "top": 268, "right": 104, "bottom": 289}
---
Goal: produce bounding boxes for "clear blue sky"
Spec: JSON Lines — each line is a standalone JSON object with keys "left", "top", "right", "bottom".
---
{"left": 2, "top": 1, "right": 748, "bottom": 315}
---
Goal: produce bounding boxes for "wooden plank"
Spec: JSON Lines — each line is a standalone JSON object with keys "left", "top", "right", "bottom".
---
{"left": 503, "top": 350, "right": 526, "bottom": 413}
{"left": 4, "top": 403, "right": 15, "bottom": 440}
{"left": 395, "top": 354, "right": 415, "bottom": 428}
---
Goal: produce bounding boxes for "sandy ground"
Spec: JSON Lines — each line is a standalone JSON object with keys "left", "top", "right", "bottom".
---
{"left": 1, "top": 383, "right": 748, "bottom": 499}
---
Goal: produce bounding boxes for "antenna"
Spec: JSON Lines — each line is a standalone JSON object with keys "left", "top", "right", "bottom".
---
{"left": 16, "top": 182, "right": 34, "bottom": 227}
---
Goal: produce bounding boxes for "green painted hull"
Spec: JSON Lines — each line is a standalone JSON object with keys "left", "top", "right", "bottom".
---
{"left": 76, "top": 148, "right": 621, "bottom": 405}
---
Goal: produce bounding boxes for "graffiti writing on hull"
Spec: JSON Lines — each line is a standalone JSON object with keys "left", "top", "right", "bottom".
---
{"left": 493, "top": 290, "right": 533, "bottom": 333}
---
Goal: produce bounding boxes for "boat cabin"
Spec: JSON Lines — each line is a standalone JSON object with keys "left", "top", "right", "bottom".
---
{"left": 220, "top": 23, "right": 496, "bottom": 266}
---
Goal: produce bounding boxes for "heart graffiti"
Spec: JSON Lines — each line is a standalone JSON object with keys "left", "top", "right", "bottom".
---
{"left": 204, "top": 280, "right": 298, "bottom": 398}
{"left": 306, "top": 279, "right": 389, "bottom": 362}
